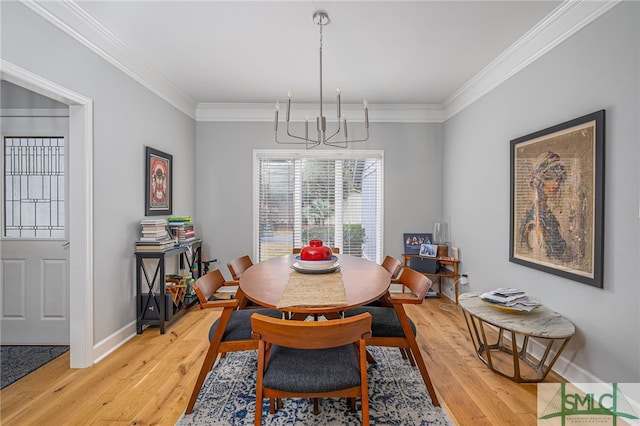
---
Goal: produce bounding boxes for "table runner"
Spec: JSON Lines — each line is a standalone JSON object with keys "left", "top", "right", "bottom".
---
{"left": 276, "top": 270, "right": 347, "bottom": 309}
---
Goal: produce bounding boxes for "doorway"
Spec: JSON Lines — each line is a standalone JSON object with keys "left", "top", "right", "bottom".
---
{"left": 1, "top": 61, "right": 94, "bottom": 368}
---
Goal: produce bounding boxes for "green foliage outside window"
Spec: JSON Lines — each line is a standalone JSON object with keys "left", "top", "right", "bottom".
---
{"left": 302, "top": 224, "right": 366, "bottom": 257}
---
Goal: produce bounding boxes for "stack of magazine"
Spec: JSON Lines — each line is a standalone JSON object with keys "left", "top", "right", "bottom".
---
{"left": 479, "top": 288, "right": 541, "bottom": 312}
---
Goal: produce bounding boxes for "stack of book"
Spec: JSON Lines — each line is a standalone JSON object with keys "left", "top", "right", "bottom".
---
{"left": 135, "top": 219, "right": 175, "bottom": 251}
{"left": 479, "top": 288, "right": 541, "bottom": 312}
{"left": 168, "top": 216, "right": 196, "bottom": 244}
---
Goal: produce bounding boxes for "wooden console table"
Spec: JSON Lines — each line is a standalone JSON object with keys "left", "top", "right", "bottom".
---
{"left": 459, "top": 293, "right": 575, "bottom": 383}
{"left": 403, "top": 254, "right": 460, "bottom": 304}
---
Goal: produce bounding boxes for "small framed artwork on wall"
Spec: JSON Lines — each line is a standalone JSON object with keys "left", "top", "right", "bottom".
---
{"left": 145, "top": 146, "right": 173, "bottom": 216}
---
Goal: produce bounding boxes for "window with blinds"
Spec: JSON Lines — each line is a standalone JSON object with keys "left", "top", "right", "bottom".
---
{"left": 254, "top": 150, "right": 383, "bottom": 263}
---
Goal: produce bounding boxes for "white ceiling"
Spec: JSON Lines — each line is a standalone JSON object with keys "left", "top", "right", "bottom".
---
{"left": 16, "top": 1, "right": 619, "bottom": 120}
{"left": 77, "top": 0, "right": 560, "bottom": 104}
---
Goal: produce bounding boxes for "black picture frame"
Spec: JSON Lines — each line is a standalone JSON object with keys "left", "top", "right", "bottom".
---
{"left": 403, "top": 233, "right": 433, "bottom": 255}
{"left": 145, "top": 146, "right": 173, "bottom": 216}
{"left": 509, "top": 110, "right": 605, "bottom": 288}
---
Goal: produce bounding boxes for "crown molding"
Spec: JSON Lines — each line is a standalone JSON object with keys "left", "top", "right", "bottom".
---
{"left": 442, "top": 0, "right": 621, "bottom": 120}
{"left": 196, "top": 103, "right": 445, "bottom": 123}
{"left": 21, "top": 0, "right": 197, "bottom": 119}
{"left": 22, "top": 0, "right": 619, "bottom": 124}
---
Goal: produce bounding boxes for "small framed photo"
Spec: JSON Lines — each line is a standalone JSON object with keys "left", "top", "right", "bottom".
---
{"left": 145, "top": 146, "right": 173, "bottom": 216}
{"left": 404, "top": 233, "right": 433, "bottom": 255}
{"left": 419, "top": 243, "right": 438, "bottom": 258}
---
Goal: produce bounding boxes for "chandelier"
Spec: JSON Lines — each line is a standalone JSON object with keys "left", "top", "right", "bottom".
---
{"left": 274, "top": 11, "right": 369, "bottom": 149}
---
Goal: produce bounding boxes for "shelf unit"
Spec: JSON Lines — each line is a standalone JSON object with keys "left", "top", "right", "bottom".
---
{"left": 403, "top": 254, "right": 460, "bottom": 304}
{"left": 135, "top": 240, "right": 202, "bottom": 334}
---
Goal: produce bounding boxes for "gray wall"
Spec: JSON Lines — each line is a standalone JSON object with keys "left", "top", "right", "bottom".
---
{"left": 1, "top": 2, "right": 196, "bottom": 344}
{"left": 442, "top": 2, "right": 639, "bottom": 382}
{"left": 195, "top": 121, "right": 443, "bottom": 276}
{"left": 3, "top": 0, "right": 638, "bottom": 383}
{"left": 1, "top": 80, "right": 68, "bottom": 108}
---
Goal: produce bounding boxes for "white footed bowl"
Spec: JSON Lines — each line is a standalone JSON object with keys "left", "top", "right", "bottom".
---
{"left": 294, "top": 255, "right": 338, "bottom": 270}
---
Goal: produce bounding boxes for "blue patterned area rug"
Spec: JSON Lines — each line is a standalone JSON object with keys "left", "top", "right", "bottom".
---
{"left": 178, "top": 346, "right": 452, "bottom": 425}
{"left": 1, "top": 345, "right": 69, "bottom": 389}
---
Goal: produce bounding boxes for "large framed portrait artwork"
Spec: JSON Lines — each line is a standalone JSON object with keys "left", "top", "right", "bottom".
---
{"left": 145, "top": 146, "right": 173, "bottom": 216}
{"left": 509, "top": 110, "right": 605, "bottom": 288}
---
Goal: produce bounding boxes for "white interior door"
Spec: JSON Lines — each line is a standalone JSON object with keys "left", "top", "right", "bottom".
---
{"left": 1, "top": 114, "right": 70, "bottom": 344}
{"left": 2, "top": 240, "right": 69, "bottom": 344}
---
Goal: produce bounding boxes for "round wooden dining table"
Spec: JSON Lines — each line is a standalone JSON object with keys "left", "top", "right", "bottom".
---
{"left": 239, "top": 254, "right": 391, "bottom": 315}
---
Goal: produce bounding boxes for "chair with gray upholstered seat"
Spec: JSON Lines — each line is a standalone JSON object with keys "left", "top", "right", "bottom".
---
{"left": 226, "top": 254, "right": 254, "bottom": 281}
{"left": 251, "top": 312, "right": 372, "bottom": 425}
{"left": 381, "top": 255, "right": 402, "bottom": 280}
{"left": 192, "top": 269, "right": 239, "bottom": 308}
{"left": 366, "top": 255, "right": 404, "bottom": 308}
{"left": 344, "top": 266, "right": 440, "bottom": 406}
{"left": 185, "top": 269, "right": 282, "bottom": 414}
{"left": 227, "top": 255, "right": 263, "bottom": 308}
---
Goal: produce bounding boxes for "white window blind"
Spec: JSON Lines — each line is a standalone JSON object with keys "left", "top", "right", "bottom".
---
{"left": 254, "top": 150, "right": 383, "bottom": 263}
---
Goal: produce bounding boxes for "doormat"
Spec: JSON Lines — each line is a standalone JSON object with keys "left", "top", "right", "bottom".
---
{"left": 1, "top": 345, "right": 69, "bottom": 389}
{"left": 178, "top": 345, "right": 453, "bottom": 425}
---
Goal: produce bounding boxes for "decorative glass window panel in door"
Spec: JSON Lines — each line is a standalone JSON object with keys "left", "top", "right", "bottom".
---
{"left": 255, "top": 150, "right": 383, "bottom": 263}
{"left": 4, "top": 137, "right": 65, "bottom": 238}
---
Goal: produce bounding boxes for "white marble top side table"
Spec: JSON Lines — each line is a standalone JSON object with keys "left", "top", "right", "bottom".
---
{"left": 459, "top": 292, "right": 575, "bottom": 383}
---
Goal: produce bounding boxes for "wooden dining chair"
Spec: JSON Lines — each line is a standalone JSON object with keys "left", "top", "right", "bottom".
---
{"left": 344, "top": 267, "right": 440, "bottom": 406}
{"left": 292, "top": 247, "right": 340, "bottom": 254}
{"left": 226, "top": 255, "right": 261, "bottom": 308}
{"left": 381, "top": 255, "right": 403, "bottom": 280}
{"left": 251, "top": 312, "right": 372, "bottom": 426}
{"left": 227, "top": 254, "right": 253, "bottom": 281}
{"left": 185, "top": 269, "right": 282, "bottom": 414}
{"left": 192, "top": 269, "right": 238, "bottom": 308}
{"left": 366, "top": 255, "right": 404, "bottom": 308}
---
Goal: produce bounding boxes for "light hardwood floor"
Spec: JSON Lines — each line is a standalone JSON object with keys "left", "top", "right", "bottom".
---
{"left": 0, "top": 298, "right": 564, "bottom": 425}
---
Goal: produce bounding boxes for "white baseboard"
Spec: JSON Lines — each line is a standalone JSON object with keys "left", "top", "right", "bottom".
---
{"left": 92, "top": 321, "right": 137, "bottom": 364}
{"left": 526, "top": 337, "right": 600, "bottom": 383}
